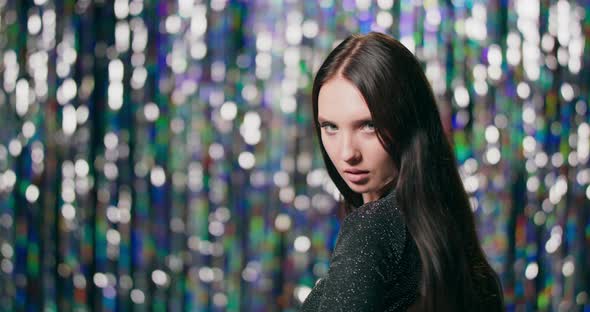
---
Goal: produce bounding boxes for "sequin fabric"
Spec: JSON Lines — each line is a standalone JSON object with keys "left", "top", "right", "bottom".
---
{"left": 300, "top": 188, "right": 421, "bottom": 311}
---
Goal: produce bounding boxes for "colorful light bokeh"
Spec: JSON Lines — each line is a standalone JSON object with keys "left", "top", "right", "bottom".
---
{"left": 0, "top": 0, "right": 588, "bottom": 311}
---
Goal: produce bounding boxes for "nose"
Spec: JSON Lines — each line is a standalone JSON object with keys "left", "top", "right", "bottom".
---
{"left": 340, "top": 132, "right": 361, "bottom": 163}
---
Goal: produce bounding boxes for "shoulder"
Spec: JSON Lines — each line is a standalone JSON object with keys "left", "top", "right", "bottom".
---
{"left": 339, "top": 189, "right": 407, "bottom": 260}
{"left": 344, "top": 188, "right": 405, "bottom": 232}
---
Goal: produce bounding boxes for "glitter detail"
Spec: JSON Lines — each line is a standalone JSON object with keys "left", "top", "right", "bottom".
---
{"left": 300, "top": 188, "right": 421, "bottom": 311}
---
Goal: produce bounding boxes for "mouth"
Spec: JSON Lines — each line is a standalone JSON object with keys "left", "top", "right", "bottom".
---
{"left": 343, "top": 170, "right": 370, "bottom": 183}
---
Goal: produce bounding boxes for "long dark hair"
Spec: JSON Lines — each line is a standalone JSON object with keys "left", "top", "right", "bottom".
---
{"left": 312, "top": 32, "right": 503, "bottom": 311}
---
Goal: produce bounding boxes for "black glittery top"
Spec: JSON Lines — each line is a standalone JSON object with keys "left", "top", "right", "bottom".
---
{"left": 300, "top": 188, "right": 421, "bottom": 311}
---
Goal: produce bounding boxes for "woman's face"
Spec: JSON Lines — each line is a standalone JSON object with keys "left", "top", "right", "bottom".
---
{"left": 318, "top": 77, "right": 397, "bottom": 204}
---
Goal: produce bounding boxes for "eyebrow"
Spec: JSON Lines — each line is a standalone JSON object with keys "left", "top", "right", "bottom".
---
{"left": 317, "top": 116, "right": 373, "bottom": 124}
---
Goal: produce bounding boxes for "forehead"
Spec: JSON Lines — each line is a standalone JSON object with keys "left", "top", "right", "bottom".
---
{"left": 318, "top": 77, "right": 371, "bottom": 120}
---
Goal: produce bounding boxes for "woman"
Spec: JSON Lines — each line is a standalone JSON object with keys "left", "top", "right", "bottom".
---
{"left": 300, "top": 32, "right": 504, "bottom": 311}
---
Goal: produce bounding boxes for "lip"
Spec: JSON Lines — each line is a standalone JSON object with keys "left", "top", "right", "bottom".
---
{"left": 344, "top": 168, "right": 369, "bottom": 174}
{"left": 343, "top": 170, "right": 370, "bottom": 183}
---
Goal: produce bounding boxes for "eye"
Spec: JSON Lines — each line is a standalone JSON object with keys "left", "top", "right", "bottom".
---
{"left": 320, "top": 122, "right": 337, "bottom": 133}
{"left": 363, "top": 121, "right": 375, "bottom": 131}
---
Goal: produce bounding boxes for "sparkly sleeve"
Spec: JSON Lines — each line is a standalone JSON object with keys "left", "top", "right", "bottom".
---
{"left": 313, "top": 205, "right": 405, "bottom": 311}
{"left": 299, "top": 276, "right": 326, "bottom": 311}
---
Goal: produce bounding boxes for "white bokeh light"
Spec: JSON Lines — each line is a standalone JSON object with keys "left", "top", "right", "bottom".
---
{"left": 238, "top": 152, "right": 255, "bottom": 170}
{"left": 294, "top": 235, "right": 311, "bottom": 253}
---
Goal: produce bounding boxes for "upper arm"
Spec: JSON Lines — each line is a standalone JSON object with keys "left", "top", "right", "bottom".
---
{"left": 316, "top": 209, "right": 404, "bottom": 311}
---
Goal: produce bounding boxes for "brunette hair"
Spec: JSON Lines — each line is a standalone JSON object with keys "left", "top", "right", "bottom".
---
{"left": 311, "top": 32, "right": 503, "bottom": 311}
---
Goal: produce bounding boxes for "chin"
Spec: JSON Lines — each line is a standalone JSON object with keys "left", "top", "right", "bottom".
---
{"left": 347, "top": 183, "right": 370, "bottom": 192}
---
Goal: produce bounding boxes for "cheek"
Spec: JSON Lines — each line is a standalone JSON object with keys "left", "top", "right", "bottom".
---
{"left": 321, "top": 137, "right": 338, "bottom": 160}
{"left": 368, "top": 143, "right": 393, "bottom": 168}
{"left": 380, "top": 154, "right": 397, "bottom": 176}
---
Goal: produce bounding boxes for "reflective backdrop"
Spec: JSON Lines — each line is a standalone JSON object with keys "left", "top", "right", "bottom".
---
{"left": 0, "top": 0, "right": 588, "bottom": 311}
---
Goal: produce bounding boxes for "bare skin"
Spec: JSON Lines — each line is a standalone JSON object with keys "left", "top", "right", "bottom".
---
{"left": 318, "top": 76, "right": 398, "bottom": 204}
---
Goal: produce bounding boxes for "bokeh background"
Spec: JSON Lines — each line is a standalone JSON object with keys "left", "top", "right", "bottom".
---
{"left": 0, "top": 0, "right": 588, "bottom": 311}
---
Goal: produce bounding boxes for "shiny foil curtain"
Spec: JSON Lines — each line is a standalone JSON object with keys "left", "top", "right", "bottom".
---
{"left": 0, "top": 0, "right": 588, "bottom": 311}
